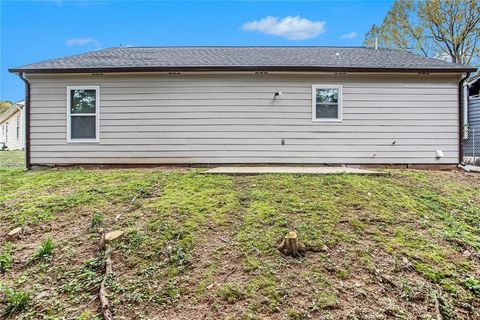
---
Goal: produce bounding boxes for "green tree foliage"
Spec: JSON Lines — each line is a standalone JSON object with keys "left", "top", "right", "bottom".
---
{"left": 0, "top": 101, "right": 13, "bottom": 115}
{"left": 364, "top": 0, "right": 480, "bottom": 65}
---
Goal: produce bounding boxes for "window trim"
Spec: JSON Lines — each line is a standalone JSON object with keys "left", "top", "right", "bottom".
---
{"left": 311, "top": 84, "right": 343, "bottom": 122}
{"left": 66, "top": 85, "right": 100, "bottom": 143}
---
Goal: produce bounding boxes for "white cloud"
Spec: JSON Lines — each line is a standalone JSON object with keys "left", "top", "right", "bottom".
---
{"left": 66, "top": 38, "right": 99, "bottom": 47}
{"left": 241, "top": 16, "right": 326, "bottom": 41}
{"left": 341, "top": 32, "right": 357, "bottom": 39}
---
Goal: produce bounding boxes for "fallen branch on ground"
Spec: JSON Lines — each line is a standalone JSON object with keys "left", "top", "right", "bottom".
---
{"left": 99, "top": 247, "right": 114, "bottom": 320}
{"left": 433, "top": 291, "right": 443, "bottom": 320}
{"left": 223, "top": 267, "right": 238, "bottom": 283}
{"left": 98, "top": 230, "right": 123, "bottom": 320}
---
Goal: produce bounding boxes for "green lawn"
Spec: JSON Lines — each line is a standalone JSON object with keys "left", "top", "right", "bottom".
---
{"left": 0, "top": 168, "right": 479, "bottom": 319}
{"left": 0, "top": 151, "right": 25, "bottom": 168}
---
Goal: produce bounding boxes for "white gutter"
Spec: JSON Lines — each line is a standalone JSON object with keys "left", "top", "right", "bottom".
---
{"left": 464, "top": 83, "right": 469, "bottom": 128}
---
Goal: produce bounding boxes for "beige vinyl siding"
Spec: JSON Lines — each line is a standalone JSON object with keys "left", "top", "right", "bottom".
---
{"left": 0, "top": 108, "right": 24, "bottom": 150}
{"left": 27, "top": 73, "right": 460, "bottom": 165}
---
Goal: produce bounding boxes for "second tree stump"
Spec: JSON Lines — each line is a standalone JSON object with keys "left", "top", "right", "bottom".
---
{"left": 277, "top": 231, "right": 307, "bottom": 257}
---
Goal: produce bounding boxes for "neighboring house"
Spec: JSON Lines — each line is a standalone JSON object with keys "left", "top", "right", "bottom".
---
{"left": 468, "top": 98, "right": 480, "bottom": 132}
{"left": 464, "top": 76, "right": 480, "bottom": 161}
{"left": 8, "top": 47, "right": 476, "bottom": 167}
{"left": 0, "top": 101, "right": 25, "bottom": 150}
{"left": 466, "top": 75, "right": 480, "bottom": 131}
{"left": 467, "top": 74, "right": 480, "bottom": 97}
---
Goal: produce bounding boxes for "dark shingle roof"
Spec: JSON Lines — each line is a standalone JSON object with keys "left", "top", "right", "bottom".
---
{"left": 9, "top": 46, "right": 476, "bottom": 73}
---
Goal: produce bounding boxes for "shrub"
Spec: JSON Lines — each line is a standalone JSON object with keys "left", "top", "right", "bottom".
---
{"left": 0, "top": 243, "right": 13, "bottom": 272}
{"left": 91, "top": 211, "right": 104, "bottom": 230}
{"left": 218, "top": 283, "right": 244, "bottom": 303}
{"left": 3, "top": 288, "right": 29, "bottom": 316}
{"left": 464, "top": 277, "right": 480, "bottom": 297}
{"left": 32, "top": 238, "right": 55, "bottom": 261}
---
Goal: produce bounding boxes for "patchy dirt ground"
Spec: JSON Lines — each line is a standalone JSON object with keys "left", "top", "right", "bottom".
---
{"left": 0, "top": 168, "right": 479, "bottom": 319}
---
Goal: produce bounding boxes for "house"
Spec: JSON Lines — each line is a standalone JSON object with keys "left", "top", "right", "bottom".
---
{"left": 8, "top": 47, "right": 476, "bottom": 168}
{"left": 467, "top": 74, "right": 480, "bottom": 97}
{"left": 464, "top": 75, "right": 480, "bottom": 162}
{"left": 0, "top": 101, "right": 25, "bottom": 150}
{"left": 466, "top": 75, "right": 480, "bottom": 131}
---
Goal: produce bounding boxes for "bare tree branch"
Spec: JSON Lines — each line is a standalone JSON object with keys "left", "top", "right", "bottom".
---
{"left": 364, "top": 0, "right": 479, "bottom": 67}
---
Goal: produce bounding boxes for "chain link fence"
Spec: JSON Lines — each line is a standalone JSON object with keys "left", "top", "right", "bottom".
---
{"left": 463, "top": 128, "right": 480, "bottom": 166}
{"left": 0, "top": 150, "right": 25, "bottom": 168}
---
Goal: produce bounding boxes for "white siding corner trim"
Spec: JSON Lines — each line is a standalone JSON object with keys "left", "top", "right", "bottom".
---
{"left": 311, "top": 84, "right": 343, "bottom": 122}
{"left": 66, "top": 85, "right": 100, "bottom": 143}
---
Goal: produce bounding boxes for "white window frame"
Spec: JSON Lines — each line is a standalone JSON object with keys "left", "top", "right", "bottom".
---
{"left": 311, "top": 84, "right": 343, "bottom": 122}
{"left": 66, "top": 85, "right": 100, "bottom": 143}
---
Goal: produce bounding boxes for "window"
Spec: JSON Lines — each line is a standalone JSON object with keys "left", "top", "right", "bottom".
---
{"left": 67, "top": 86, "right": 100, "bottom": 142}
{"left": 16, "top": 114, "right": 21, "bottom": 140}
{"left": 5, "top": 123, "right": 8, "bottom": 143}
{"left": 312, "top": 85, "right": 342, "bottom": 121}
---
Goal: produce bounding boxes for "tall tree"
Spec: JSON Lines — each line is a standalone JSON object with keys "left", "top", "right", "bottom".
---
{"left": 0, "top": 101, "right": 13, "bottom": 115}
{"left": 364, "top": 0, "right": 480, "bottom": 66}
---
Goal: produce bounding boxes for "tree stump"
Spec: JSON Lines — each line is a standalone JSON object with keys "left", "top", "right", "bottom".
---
{"left": 277, "top": 231, "right": 307, "bottom": 257}
{"left": 99, "top": 230, "right": 124, "bottom": 250}
{"left": 7, "top": 227, "right": 22, "bottom": 241}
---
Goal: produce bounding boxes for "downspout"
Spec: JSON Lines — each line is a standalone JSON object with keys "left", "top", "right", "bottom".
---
{"left": 459, "top": 72, "right": 471, "bottom": 165}
{"left": 17, "top": 72, "right": 30, "bottom": 170}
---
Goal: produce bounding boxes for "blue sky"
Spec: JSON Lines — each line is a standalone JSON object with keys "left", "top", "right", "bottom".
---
{"left": 0, "top": 0, "right": 393, "bottom": 101}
